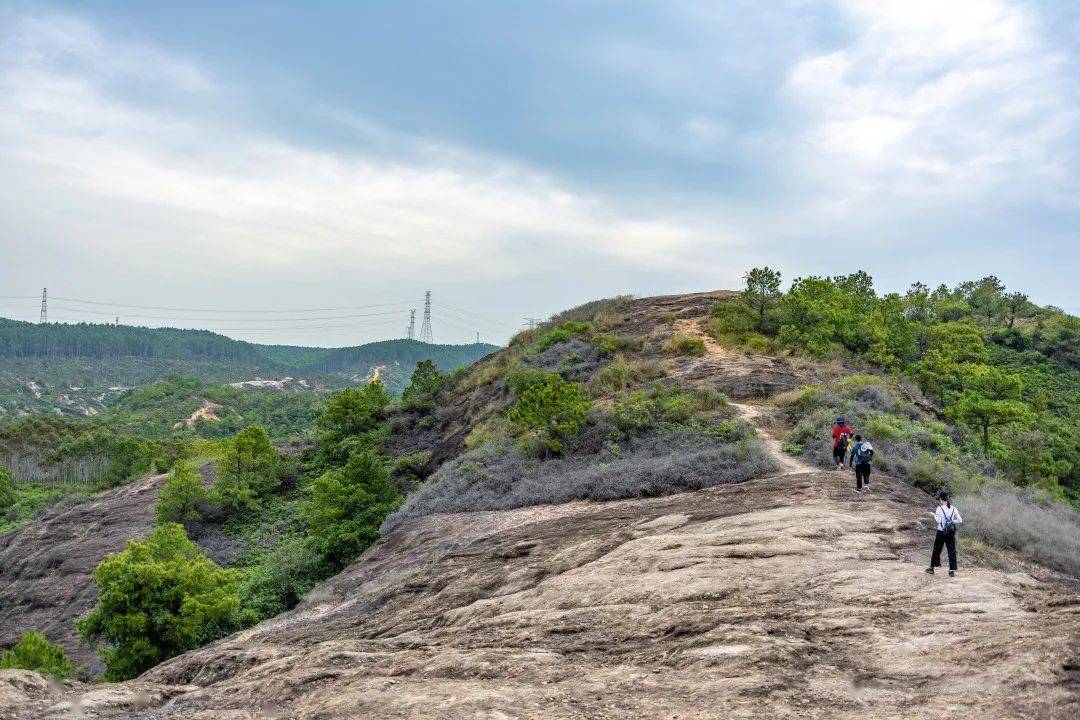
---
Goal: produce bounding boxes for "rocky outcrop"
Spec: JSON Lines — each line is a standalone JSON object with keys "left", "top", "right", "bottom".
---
{"left": 5, "top": 471, "right": 1077, "bottom": 718}
{"left": 0, "top": 474, "right": 164, "bottom": 665}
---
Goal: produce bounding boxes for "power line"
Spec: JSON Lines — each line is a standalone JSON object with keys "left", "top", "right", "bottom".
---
{"left": 434, "top": 305, "right": 517, "bottom": 335}
{"left": 433, "top": 300, "right": 518, "bottom": 330}
{"left": 48, "top": 296, "right": 415, "bottom": 314}
{"left": 45, "top": 304, "right": 408, "bottom": 323}
{"left": 39, "top": 288, "right": 47, "bottom": 324}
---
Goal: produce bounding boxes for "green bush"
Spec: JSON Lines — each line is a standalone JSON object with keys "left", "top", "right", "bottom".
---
{"left": 401, "top": 359, "right": 447, "bottom": 410}
{"left": 662, "top": 333, "right": 706, "bottom": 357}
{"left": 0, "top": 630, "right": 74, "bottom": 679}
{"left": 211, "top": 425, "right": 280, "bottom": 512}
{"left": 302, "top": 450, "right": 401, "bottom": 574}
{"left": 317, "top": 381, "right": 390, "bottom": 464}
{"left": 101, "top": 435, "right": 156, "bottom": 488}
{"left": 155, "top": 461, "right": 208, "bottom": 524}
{"left": 609, "top": 383, "right": 721, "bottom": 433}
{"left": 507, "top": 372, "right": 591, "bottom": 455}
{"left": 588, "top": 356, "right": 643, "bottom": 396}
{"left": 532, "top": 321, "right": 592, "bottom": 353}
{"left": 77, "top": 523, "right": 239, "bottom": 681}
{"left": 235, "top": 536, "right": 320, "bottom": 625}
{"left": 0, "top": 466, "right": 15, "bottom": 509}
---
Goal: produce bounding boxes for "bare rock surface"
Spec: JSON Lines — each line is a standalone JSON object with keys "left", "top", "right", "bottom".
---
{"left": 7, "top": 470, "right": 1078, "bottom": 719}
{"left": 0, "top": 474, "right": 164, "bottom": 664}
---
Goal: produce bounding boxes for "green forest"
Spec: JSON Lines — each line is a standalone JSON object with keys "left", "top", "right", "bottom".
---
{"left": 711, "top": 269, "right": 1080, "bottom": 506}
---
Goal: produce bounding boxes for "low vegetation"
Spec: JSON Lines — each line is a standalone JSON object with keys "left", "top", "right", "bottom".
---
{"left": 958, "top": 485, "right": 1080, "bottom": 577}
{"left": 662, "top": 332, "right": 707, "bottom": 357}
{"left": 0, "top": 630, "right": 75, "bottom": 679}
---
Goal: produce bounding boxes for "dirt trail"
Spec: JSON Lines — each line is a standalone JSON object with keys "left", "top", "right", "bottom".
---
{"left": 674, "top": 317, "right": 814, "bottom": 476}
{"left": 729, "top": 401, "right": 813, "bottom": 475}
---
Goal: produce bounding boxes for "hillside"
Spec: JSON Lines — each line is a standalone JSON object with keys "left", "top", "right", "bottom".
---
{"left": 1, "top": 288, "right": 1076, "bottom": 718}
{"left": 7, "top": 473, "right": 1077, "bottom": 719}
{"left": 0, "top": 318, "right": 497, "bottom": 417}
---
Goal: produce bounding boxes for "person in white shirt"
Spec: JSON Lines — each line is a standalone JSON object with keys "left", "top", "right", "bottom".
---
{"left": 926, "top": 491, "right": 963, "bottom": 576}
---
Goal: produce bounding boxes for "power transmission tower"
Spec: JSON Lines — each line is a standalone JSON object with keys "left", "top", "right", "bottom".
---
{"left": 39, "top": 288, "right": 47, "bottom": 324}
{"left": 406, "top": 309, "right": 416, "bottom": 340}
{"left": 476, "top": 331, "right": 480, "bottom": 344}
{"left": 419, "top": 291, "right": 433, "bottom": 343}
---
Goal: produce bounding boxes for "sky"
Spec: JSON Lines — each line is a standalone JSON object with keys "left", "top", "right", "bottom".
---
{"left": 0, "top": 0, "right": 1077, "bottom": 346}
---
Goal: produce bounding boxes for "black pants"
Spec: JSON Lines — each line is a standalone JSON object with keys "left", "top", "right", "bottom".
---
{"left": 854, "top": 464, "right": 871, "bottom": 489}
{"left": 833, "top": 445, "right": 846, "bottom": 464}
{"left": 931, "top": 530, "right": 957, "bottom": 571}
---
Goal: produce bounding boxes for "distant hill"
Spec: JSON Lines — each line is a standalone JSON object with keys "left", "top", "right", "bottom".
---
{"left": 0, "top": 319, "right": 498, "bottom": 418}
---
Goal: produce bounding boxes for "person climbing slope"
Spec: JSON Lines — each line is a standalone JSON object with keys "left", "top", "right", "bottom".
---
{"left": 847, "top": 434, "right": 873, "bottom": 492}
{"left": 831, "top": 417, "right": 852, "bottom": 470}
{"left": 926, "top": 492, "right": 963, "bottom": 577}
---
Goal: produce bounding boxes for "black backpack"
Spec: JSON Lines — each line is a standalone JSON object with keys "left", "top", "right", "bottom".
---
{"left": 942, "top": 507, "right": 957, "bottom": 534}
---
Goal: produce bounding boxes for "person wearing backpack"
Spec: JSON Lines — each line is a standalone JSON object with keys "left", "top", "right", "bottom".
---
{"left": 831, "top": 418, "right": 852, "bottom": 470}
{"left": 926, "top": 492, "right": 963, "bottom": 576}
{"left": 847, "top": 434, "right": 874, "bottom": 491}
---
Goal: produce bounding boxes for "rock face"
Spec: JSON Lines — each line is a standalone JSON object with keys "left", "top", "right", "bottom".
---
{"left": 5, "top": 471, "right": 1078, "bottom": 719}
{"left": 0, "top": 474, "right": 163, "bottom": 665}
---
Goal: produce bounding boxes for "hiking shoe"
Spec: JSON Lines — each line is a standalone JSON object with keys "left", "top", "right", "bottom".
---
{"left": 855, "top": 488, "right": 862, "bottom": 493}
{"left": 948, "top": 570, "right": 956, "bottom": 577}
{"left": 925, "top": 567, "right": 934, "bottom": 575}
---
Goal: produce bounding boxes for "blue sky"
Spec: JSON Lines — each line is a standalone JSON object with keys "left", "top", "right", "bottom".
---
{"left": 0, "top": 1, "right": 1077, "bottom": 345}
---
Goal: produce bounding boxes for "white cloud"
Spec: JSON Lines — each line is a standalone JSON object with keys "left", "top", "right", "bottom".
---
{"left": 785, "top": 0, "right": 1078, "bottom": 206}
{"left": 0, "top": 12, "right": 724, "bottom": 283}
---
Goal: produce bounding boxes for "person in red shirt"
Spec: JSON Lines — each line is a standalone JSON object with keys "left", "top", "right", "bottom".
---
{"left": 831, "top": 418, "right": 852, "bottom": 470}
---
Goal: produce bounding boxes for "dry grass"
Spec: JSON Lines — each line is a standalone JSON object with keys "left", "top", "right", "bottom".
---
{"left": 957, "top": 486, "right": 1080, "bottom": 577}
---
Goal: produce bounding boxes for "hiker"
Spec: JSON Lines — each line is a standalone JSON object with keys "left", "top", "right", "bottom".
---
{"left": 926, "top": 492, "right": 963, "bottom": 577}
{"left": 831, "top": 417, "right": 852, "bottom": 470}
{"left": 847, "top": 434, "right": 873, "bottom": 491}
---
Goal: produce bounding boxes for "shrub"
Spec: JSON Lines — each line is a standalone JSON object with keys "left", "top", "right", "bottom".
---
{"left": 0, "top": 466, "right": 15, "bottom": 509}
{"left": 235, "top": 536, "right": 320, "bottom": 624}
{"left": 317, "top": 381, "right": 391, "bottom": 464}
{"left": 401, "top": 359, "right": 446, "bottom": 410}
{"left": 101, "top": 435, "right": 156, "bottom": 488}
{"left": 958, "top": 486, "right": 1080, "bottom": 577}
{"left": 0, "top": 631, "right": 74, "bottom": 679}
{"left": 302, "top": 450, "right": 401, "bottom": 574}
{"left": 77, "top": 523, "right": 239, "bottom": 680}
{"left": 662, "top": 333, "right": 707, "bottom": 357}
{"left": 588, "top": 356, "right": 644, "bottom": 396}
{"left": 591, "top": 333, "right": 641, "bottom": 355}
{"left": 532, "top": 321, "right": 592, "bottom": 353}
{"left": 384, "top": 427, "right": 776, "bottom": 529}
{"left": 507, "top": 372, "right": 591, "bottom": 455}
{"left": 608, "top": 383, "right": 722, "bottom": 433}
{"left": 155, "top": 461, "right": 208, "bottom": 524}
{"left": 211, "top": 426, "right": 280, "bottom": 512}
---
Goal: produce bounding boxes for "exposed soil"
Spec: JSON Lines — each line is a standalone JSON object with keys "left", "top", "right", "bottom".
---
{"left": 0, "top": 474, "right": 165, "bottom": 667}
{"left": 174, "top": 400, "right": 223, "bottom": 429}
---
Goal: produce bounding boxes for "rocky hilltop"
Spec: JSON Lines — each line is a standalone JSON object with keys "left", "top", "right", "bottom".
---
{"left": 0, "top": 474, "right": 164, "bottom": 667}
{"left": 1, "top": 291, "right": 1078, "bottom": 718}
{"left": 4, "top": 469, "right": 1078, "bottom": 718}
